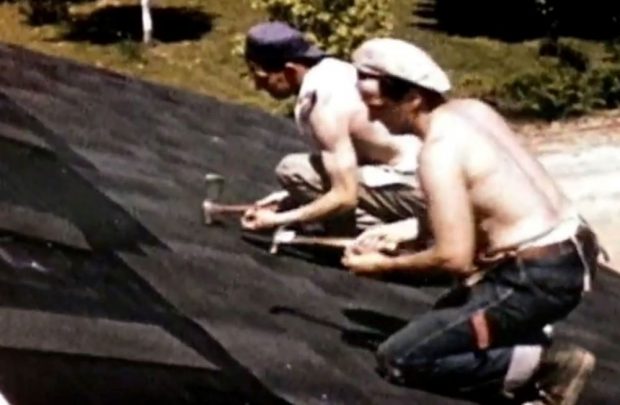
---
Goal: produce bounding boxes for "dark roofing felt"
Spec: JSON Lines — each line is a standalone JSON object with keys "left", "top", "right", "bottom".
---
{"left": 0, "top": 43, "right": 618, "bottom": 405}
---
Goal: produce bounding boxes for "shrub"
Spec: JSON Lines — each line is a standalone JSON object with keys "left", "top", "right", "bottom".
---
{"left": 496, "top": 68, "right": 589, "bottom": 119}
{"left": 590, "top": 66, "right": 620, "bottom": 108}
{"left": 236, "top": 0, "right": 393, "bottom": 60}
{"left": 19, "top": 0, "right": 71, "bottom": 26}
{"left": 538, "top": 39, "right": 589, "bottom": 71}
{"left": 492, "top": 64, "right": 620, "bottom": 120}
{"left": 604, "top": 40, "right": 620, "bottom": 63}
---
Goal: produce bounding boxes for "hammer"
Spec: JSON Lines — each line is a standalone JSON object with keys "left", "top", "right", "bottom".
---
{"left": 202, "top": 200, "right": 254, "bottom": 225}
{"left": 202, "top": 172, "right": 254, "bottom": 225}
{"left": 269, "top": 228, "right": 398, "bottom": 254}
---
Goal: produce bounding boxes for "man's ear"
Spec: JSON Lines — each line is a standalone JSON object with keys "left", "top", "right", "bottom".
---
{"left": 283, "top": 62, "right": 301, "bottom": 83}
{"left": 407, "top": 89, "right": 424, "bottom": 113}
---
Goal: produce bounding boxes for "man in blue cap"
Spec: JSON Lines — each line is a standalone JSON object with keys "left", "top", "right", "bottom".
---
{"left": 238, "top": 21, "right": 427, "bottom": 245}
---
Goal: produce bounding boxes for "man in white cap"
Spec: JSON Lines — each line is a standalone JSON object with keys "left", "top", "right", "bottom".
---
{"left": 343, "top": 37, "right": 601, "bottom": 404}
{"left": 237, "top": 21, "right": 427, "bottom": 241}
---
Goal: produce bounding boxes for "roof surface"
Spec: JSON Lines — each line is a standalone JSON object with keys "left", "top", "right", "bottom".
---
{"left": 0, "top": 43, "right": 618, "bottom": 404}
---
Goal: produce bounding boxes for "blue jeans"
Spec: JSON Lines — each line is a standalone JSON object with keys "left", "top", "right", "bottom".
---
{"left": 376, "top": 227, "right": 599, "bottom": 398}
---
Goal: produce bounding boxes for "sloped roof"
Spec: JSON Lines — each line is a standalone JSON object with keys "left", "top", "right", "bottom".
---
{"left": 0, "top": 43, "right": 618, "bottom": 404}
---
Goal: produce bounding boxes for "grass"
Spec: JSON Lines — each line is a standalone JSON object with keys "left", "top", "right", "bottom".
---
{"left": 0, "top": 0, "right": 281, "bottom": 112}
{"left": 0, "top": 0, "right": 614, "bottom": 119}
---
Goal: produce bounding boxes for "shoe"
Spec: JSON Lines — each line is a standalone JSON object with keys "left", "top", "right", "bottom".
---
{"left": 527, "top": 344, "right": 596, "bottom": 405}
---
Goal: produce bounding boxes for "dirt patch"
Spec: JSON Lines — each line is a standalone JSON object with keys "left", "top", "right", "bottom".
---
{"left": 519, "top": 111, "right": 620, "bottom": 272}
{"left": 517, "top": 109, "right": 620, "bottom": 152}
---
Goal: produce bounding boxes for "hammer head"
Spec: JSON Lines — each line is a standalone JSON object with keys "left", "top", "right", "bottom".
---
{"left": 202, "top": 199, "right": 216, "bottom": 225}
{"left": 204, "top": 173, "right": 225, "bottom": 201}
{"left": 203, "top": 173, "right": 225, "bottom": 225}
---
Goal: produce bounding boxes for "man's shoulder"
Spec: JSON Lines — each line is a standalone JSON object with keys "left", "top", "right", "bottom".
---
{"left": 421, "top": 102, "right": 475, "bottom": 160}
{"left": 305, "top": 57, "right": 356, "bottom": 80}
{"left": 294, "top": 59, "right": 361, "bottom": 138}
{"left": 300, "top": 58, "right": 358, "bottom": 100}
{"left": 429, "top": 98, "right": 495, "bottom": 137}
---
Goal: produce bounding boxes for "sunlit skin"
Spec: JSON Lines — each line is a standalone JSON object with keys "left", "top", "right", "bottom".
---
{"left": 240, "top": 58, "right": 425, "bottom": 233}
{"left": 356, "top": 70, "right": 418, "bottom": 135}
{"left": 343, "top": 70, "right": 577, "bottom": 277}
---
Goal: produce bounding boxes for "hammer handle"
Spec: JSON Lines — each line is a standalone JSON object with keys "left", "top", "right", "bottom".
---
{"left": 285, "top": 235, "right": 399, "bottom": 251}
{"left": 208, "top": 203, "right": 254, "bottom": 213}
{"left": 288, "top": 236, "right": 354, "bottom": 248}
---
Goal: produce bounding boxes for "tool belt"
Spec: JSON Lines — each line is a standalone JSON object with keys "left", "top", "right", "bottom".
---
{"left": 471, "top": 225, "right": 600, "bottom": 292}
{"left": 476, "top": 225, "right": 596, "bottom": 264}
{"left": 437, "top": 225, "right": 600, "bottom": 309}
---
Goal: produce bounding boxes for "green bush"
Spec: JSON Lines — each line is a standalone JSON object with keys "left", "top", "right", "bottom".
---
{"left": 492, "top": 64, "right": 620, "bottom": 120}
{"left": 591, "top": 66, "right": 620, "bottom": 108}
{"left": 239, "top": 0, "right": 393, "bottom": 59}
{"left": 19, "top": 0, "right": 71, "bottom": 25}
{"left": 604, "top": 40, "right": 620, "bottom": 63}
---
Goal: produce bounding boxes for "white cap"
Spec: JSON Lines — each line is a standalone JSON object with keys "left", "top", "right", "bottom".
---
{"left": 352, "top": 38, "right": 451, "bottom": 94}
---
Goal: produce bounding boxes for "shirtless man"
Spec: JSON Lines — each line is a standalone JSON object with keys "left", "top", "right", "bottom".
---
{"left": 343, "top": 38, "right": 600, "bottom": 404}
{"left": 238, "top": 21, "right": 425, "bottom": 239}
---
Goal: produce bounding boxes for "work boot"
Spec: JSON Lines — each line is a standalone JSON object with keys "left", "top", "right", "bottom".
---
{"left": 526, "top": 344, "right": 596, "bottom": 405}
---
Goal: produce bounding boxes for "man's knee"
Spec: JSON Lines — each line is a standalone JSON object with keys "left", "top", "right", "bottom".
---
{"left": 375, "top": 339, "right": 413, "bottom": 383}
{"left": 275, "top": 153, "right": 327, "bottom": 195}
{"left": 275, "top": 153, "right": 312, "bottom": 184}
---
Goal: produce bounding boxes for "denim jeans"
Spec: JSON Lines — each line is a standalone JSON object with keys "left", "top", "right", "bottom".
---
{"left": 375, "top": 227, "right": 599, "bottom": 398}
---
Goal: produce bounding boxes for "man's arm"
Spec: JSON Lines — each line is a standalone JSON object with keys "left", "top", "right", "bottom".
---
{"left": 345, "top": 129, "right": 476, "bottom": 276}
{"left": 387, "top": 137, "right": 476, "bottom": 274}
{"left": 274, "top": 103, "right": 359, "bottom": 226}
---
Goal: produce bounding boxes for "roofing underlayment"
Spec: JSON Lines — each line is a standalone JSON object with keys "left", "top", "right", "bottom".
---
{"left": 0, "top": 43, "right": 619, "bottom": 405}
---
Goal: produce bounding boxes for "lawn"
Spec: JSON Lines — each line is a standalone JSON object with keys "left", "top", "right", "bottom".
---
{"left": 0, "top": 0, "right": 613, "bottom": 117}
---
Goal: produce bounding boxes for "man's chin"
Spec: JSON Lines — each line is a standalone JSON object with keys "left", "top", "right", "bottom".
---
{"left": 372, "top": 117, "right": 402, "bottom": 134}
{"left": 377, "top": 116, "right": 413, "bottom": 135}
{"left": 270, "top": 91, "right": 293, "bottom": 100}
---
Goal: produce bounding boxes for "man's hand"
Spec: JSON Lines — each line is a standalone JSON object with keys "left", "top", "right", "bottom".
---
{"left": 255, "top": 190, "right": 290, "bottom": 208}
{"left": 352, "top": 219, "right": 419, "bottom": 252}
{"left": 241, "top": 207, "right": 282, "bottom": 231}
{"left": 342, "top": 248, "right": 393, "bottom": 275}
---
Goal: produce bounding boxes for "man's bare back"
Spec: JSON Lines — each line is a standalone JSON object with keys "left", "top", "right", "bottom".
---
{"left": 299, "top": 58, "right": 421, "bottom": 170}
{"left": 427, "top": 98, "right": 576, "bottom": 253}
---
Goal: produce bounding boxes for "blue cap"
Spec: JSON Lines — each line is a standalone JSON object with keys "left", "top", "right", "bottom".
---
{"left": 245, "top": 21, "right": 326, "bottom": 70}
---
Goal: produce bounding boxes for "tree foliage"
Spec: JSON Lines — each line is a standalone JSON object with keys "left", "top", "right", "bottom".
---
{"left": 242, "top": 0, "right": 393, "bottom": 59}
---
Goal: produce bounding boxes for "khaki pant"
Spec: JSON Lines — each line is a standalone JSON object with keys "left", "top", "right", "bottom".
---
{"left": 275, "top": 153, "right": 427, "bottom": 236}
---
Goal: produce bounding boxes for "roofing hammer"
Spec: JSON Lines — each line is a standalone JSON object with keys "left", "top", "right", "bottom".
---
{"left": 202, "top": 173, "right": 253, "bottom": 225}
{"left": 269, "top": 228, "right": 398, "bottom": 255}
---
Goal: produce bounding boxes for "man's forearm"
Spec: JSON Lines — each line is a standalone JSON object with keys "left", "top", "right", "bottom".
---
{"left": 386, "top": 248, "right": 439, "bottom": 271}
{"left": 274, "top": 191, "right": 355, "bottom": 226}
{"left": 384, "top": 247, "right": 468, "bottom": 276}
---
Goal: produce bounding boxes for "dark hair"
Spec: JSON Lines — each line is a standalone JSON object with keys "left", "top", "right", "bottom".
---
{"left": 378, "top": 74, "right": 445, "bottom": 106}
{"left": 378, "top": 75, "right": 416, "bottom": 101}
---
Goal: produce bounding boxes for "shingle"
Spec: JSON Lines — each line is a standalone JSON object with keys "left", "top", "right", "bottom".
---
{"left": 0, "top": 43, "right": 617, "bottom": 404}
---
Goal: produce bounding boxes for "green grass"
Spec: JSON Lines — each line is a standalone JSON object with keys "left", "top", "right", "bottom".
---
{"left": 0, "top": 0, "right": 613, "bottom": 118}
{"left": 0, "top": 0, "right": 280, "bottom": 112}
